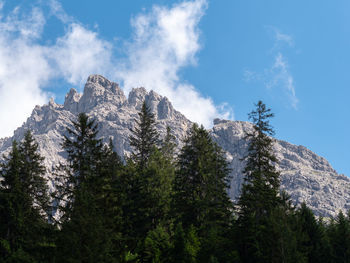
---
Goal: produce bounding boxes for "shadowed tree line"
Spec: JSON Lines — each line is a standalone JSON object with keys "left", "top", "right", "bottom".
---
{"left": 0, "top": 100, "right": 349, "bottom": 263}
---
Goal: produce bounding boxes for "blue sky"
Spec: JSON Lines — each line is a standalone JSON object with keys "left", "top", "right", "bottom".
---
{"left": 0, "top": 0, "right": 349, "bottom": 176}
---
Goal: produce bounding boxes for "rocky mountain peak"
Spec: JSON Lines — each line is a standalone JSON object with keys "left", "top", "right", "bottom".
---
{"left": 77, "top": 74, "right": 126, "bottom": 113}
{"left": 64, "top": 88, "right": 81, "bottom": 113}
{"left": 128, "top": 87, "right": 148, "bottom": 110}
{"left": 0, "top": 75, "right": 348, "bottom": 218}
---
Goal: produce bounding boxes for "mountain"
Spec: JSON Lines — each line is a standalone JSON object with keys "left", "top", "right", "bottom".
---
{"left": 211, "top": 119, "right": 350, "bottom": 217}
{"left": 0, "top": 74, "right": 348, "bottom": 217}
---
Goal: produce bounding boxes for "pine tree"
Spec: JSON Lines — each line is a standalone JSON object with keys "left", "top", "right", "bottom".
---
{"left": 54, "top": 113, "right": 120, "bottom": 262}
{"left": 171, "top": 223, "right": 201, "bottom": 263}
{"left": 19, "top": 131, "right": 50, "bottom": 214}
{"left": 99, "top": 139, "right": 127, "bottom": 261}
{"left": 238, "top": 101, "right": 280, "bottom": 217}
{"left": 327, "top": 210, "right": 350, "bottom": 263}
{"left": 129, "top": 101, "right": 159, "bottom": 169}
{"left": 161, "top": 126, "right": 176, "bottom": 161}
{"left": 124, "top": 101, "right": 175, "bottom": 260}
{"left": 173, "top": 124, "right": 233, "bottom": 261}
{"left": 296, "top": 203, "right": 331, "bottom": 263}
{"left": 173, "top": 124, "right": 232, "bottom": 229}
{"left": 237, "top": 101, "right": 300, "bottom": 263}
{"left": 0, "top": 133, "right": 53, "bottom": 262}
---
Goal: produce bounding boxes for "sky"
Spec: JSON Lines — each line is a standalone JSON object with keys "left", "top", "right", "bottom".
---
{"left": 0, "top": 0, "right": 349, "bottom": 176}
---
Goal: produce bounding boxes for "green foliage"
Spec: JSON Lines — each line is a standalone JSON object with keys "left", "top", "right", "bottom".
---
{"left": 296, "top": 203, "right": 331, "bottom": 263}
{"left": 123, "top": 101, "right": 176, "bottom": 261}
{"left": 172, "top": 223, "right": 200, "bottom": 263}
{"left": 54, "top": 113, "right": 124, "bottom": 262}
{"left": 161, "top": 126, "right": 176, "bottom": 161}
{"left": 327, "top": 210, "right": 350, "bottom": 263}
{"left": 130, "top": 101, "right": 159, "bottom": 169}
{"left": 173, "top": 124, "right": 232, "bottom": 230}
{"left": 2, "top": 102, "right": 350, "bottom": 263}
{"left": 144, "top": 225, "right": 172, "bottom": 263}
{"left": 173, "top": 123, "right": 234, "bottom": 262}
{"left": 0, "top": 132, "right": 53, "bottom": 262}
{"left": 237, "top": 101, "right": 301, "bottom": 263}
{"left": 238, "top": 101, "right": 280, "bottom": 218}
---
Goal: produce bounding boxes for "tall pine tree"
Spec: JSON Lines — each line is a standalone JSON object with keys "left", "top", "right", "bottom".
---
{"left": 0, "top": 132, "right": 53, "bottom": 262}
{"left": 54, "top": 113, "right": 121, "bottom": 262}
{"left": 173, "top": 124, "right": 233, "bottom": 262}
{"left": 237, "top": 101, "right": 300, "bottom": 263}
{"left": 129, "top": 101, "right": 159, "bottom": 169}
{"left": 125, "top": 101, "right": 176, "bottom": 261}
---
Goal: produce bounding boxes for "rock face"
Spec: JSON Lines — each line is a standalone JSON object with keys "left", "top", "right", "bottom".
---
{"left": 211, "top": 119, "right": 350, "bottom": 217}
{"left": 0, "top": 75, "right": 348, "bottom": 217}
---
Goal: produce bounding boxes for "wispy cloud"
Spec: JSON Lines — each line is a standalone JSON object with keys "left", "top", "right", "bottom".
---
{"left": 268, "top": 53, "right": 298, "bottom": 109}
{"left": 244, "top": 27, "right": 298, "bottom": 109}
{"left": 275, "top": 30, "right": 294, "bottom": 47}
{"left": 265, "top": 25, "right": 294, "bottom": 50}
{"left": 0, "top": 0, "right": 233, "bottom": 138}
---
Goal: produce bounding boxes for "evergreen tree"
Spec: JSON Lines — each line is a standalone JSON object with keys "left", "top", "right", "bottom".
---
{"left": 19, "top": 131, "right": 50, "bottom": 214}
{"left": 161, "top": 126, "right": 176, "bottom": 161}
{"left": 295, "top": 203, "right": 331, "bottom": 263}
{"left": 238, "top": 101, "right": 280, "bottom": 217}
{"left": 125, "top": 101, "right": 175, "bottom": 260}
{"left": 171, "top": 223, "right": 200, "bottom": 263}
{"left": 54, "top": 113, "right": 121, "bottom": 262}
{"left": 129, "top": 101, "right": 159, "bottom": 169}
{"left": 99, "top": 139, "right": 127, "bottom": 261}
{"left": 173, "top": 124, "right": 233, "bottom": 262}
{"left": 327, "top": 210, "right": 350, "bottom": 263}
{"left": 237, "top": 101, "right": 299, "bottom": 263}
{"left": 0, "top": 133, "right": 53, "bottom": 262}
{"left": 144, "top": 224, "right": 172, "bottom": 263}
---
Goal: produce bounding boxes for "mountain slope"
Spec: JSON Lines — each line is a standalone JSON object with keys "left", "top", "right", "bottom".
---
{"left": 211, "top": 119, "right": 349, "bottom": 217}
{"left": 0, "top": 75, "right": 348, "bottom": 217}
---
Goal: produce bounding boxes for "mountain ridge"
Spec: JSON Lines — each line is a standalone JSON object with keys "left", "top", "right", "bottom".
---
{"left": 0, "top": 74, "right": 348, "bottom": 217}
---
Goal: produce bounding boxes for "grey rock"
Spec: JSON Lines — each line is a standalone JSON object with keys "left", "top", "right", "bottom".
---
{"left": 210, "top": 119, "right": 350, "bottom": 217}
{"left": 0, "top": 75, "right": 348, "bottom": 218}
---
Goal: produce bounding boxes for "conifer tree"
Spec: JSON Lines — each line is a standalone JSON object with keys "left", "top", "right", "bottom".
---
{"left": 174, "top": 124, "right": 232, "bottom": 229}
{"left": 161, "top": 126, "right": 176, "bottom": 161}
{"left": 171, "top": 223, "right": 200, "bottom": 263}
{"left": 129, "top": 101, "right": 159, "bottom": 169}
{"left": 0, "top": 133, "right": 53, "bottom": 262}
{"left": 238, "top": 101, "right": 280, "bottom": 216}
{"left": 173, "top": 124, "right": 233, "bottom": 261}
{"left": 124, "top": 101, "right": 160, "bottom": 245}
{"left": 327, "top": 210, "right": 350, "bottom": 262}
{"left": 296, "top": 203, "right": 331, "bottom": 263}
{"left": 237, "top": 101, "right": 299, "bottom": 263}
{"left": 55, "top": 113, "right": 120, "bottom": 262}
{"left": 125, "top": 101, "right": 176, "bottom": 260}
{"left": 19, "top": 131, "right": 50, "bottom": 213}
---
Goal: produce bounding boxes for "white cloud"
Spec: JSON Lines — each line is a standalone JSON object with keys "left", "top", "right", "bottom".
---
{"left": 51, "top": 23, "right": 114, "bottom": 85}
{"left": 0, "top": 2, "right": 114, "bottom": 137}
{"left": 116, "top": 0, "right": 233, "bottom": 127}
{"left": 47, "top": 0, "right": 72, "bottom": 24}
{"left": 268, "top": 53, "right": 298, "bottom": 109}
{"left": 0, "top": 0, "right": 233, "bottom": 138}
{"left": 0, "top": 5, "right": 50, "bottom": 138}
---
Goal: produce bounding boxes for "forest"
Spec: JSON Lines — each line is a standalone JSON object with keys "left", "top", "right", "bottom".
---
{"left": 0, "top": 100, "right": 349, "bottom": 263}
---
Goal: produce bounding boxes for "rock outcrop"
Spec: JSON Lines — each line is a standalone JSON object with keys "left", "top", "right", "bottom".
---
{"left": 211, "top": 119, "right": 350, "bottom": 217}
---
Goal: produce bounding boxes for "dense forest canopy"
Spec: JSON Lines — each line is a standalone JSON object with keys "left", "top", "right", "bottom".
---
{"left": 0, "top": 101, "right": 349, "bottom": 263}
